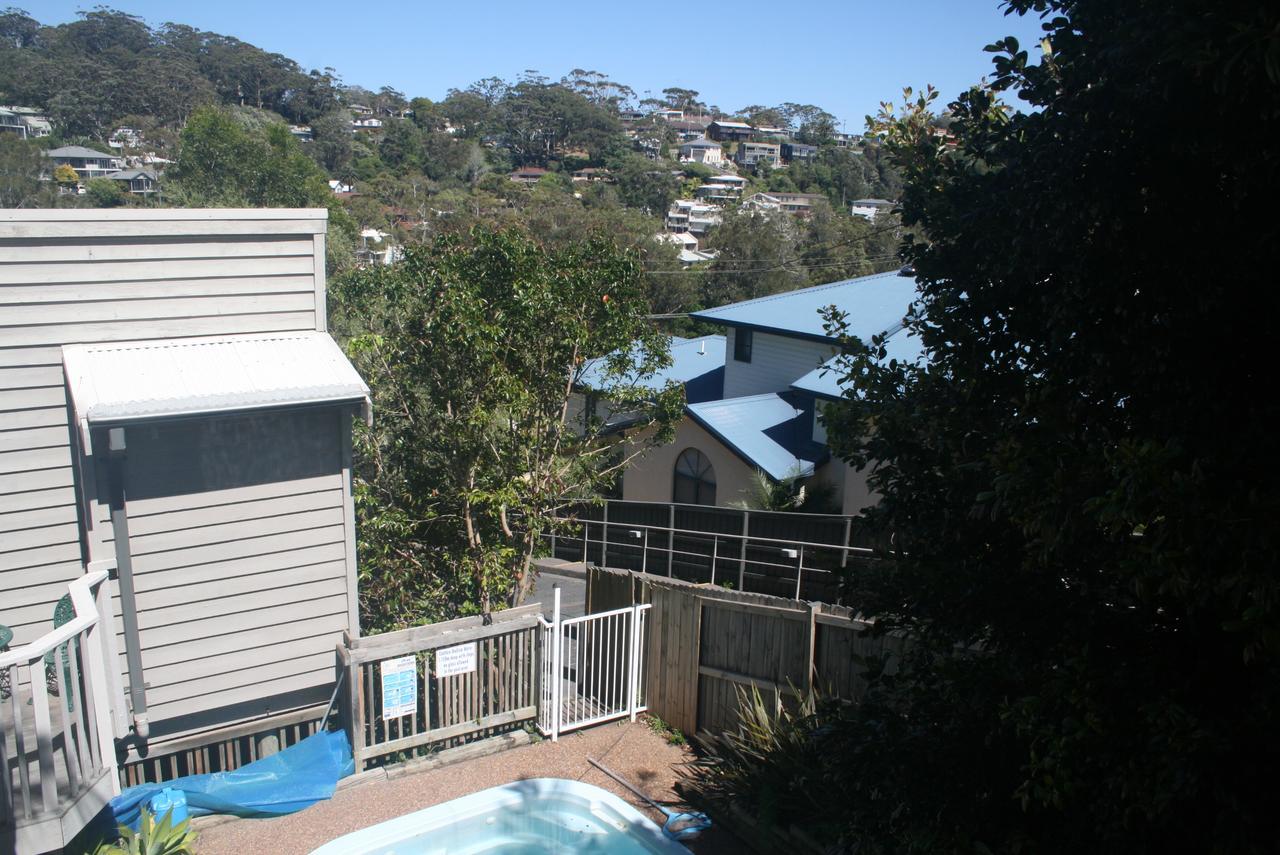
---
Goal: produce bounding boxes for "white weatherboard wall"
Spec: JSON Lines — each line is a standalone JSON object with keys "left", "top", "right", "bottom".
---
{"left": 722, "top": 327, "right": 835, "bottom": 398}
{"left": 0, "top": 209, "right": 357, "bottom": 742}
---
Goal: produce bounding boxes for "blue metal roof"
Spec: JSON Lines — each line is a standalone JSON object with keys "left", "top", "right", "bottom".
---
{"left": 690, "top": 270, "right": 919, "bottom": 343}
{"left": 790, "top": 327, "right": 925, "bottom": 400}
{"left": 577, "top": 335, "right": 725, "bottom": 401}
{"left": 687, "top": 392, "right": 827, "bottom": 481}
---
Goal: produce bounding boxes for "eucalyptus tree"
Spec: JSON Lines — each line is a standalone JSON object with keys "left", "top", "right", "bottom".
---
{"left": 331, "top": 229, "right": 683, "bottom": 628}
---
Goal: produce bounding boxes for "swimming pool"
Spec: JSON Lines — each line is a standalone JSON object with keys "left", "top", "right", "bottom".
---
{"left": 309, "top": 778, "right": 691, "bottom": 854}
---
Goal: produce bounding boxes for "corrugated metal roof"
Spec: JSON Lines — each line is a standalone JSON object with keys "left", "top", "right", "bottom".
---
{"left": 688, "top": 392, "right": 826, "bottom": 481}
{"left": 690, "top": 270, "right": 919, "bottom": 343}
{"left": 791, "top": 327, "right": 925, "bottom": 400}
{"left": 63, "top": 332, "right": 370, "bottom": 448}
{"left": 578, "top": 335, "right": 725, "bottom": 396}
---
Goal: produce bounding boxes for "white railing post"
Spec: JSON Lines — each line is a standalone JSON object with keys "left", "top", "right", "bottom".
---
{"left": 550, "top": 586, "right": 562, "bottom": 742}
{"left": 627, "top": 604, "right": 642, "bottom": 721}
{"left": 29, "top": 667, "right": 58, "bottom": 813}
{"left": 86, "top": 572, "right": 122, "bottom": 795}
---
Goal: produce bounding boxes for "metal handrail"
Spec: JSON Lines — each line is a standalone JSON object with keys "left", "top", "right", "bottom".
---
{"left": 547, "top": 514, "right": 875, "bottom": 556}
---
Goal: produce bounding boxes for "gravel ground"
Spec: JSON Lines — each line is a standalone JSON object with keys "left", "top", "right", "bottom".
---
{"left": 193, "top": 720, "right": 742, "bottom": 854}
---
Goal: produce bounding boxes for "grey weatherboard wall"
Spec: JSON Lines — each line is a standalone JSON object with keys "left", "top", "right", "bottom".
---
{"left": 0, "top": 209, "right": 361, "bottom": 744}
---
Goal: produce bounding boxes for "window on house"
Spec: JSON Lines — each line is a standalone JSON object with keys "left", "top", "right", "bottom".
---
{"left": 733, "top": 328, "right": 753, "bottom": 363}
{"left": 673, "top": 448, "right": 717, "bottom": 506}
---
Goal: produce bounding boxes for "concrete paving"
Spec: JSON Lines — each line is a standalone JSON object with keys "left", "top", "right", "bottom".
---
{"left": 193, "top": 720, "right": 742, "bottom": 854}
{"left": 525, "top": 564, "right": 588, "bottom": 618}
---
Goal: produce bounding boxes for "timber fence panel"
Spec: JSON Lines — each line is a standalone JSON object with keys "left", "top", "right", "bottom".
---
{"left": 589, "top": 565, "right": 908, "bottom": 739}
{"left": 342, "top": 606, "right": 540, "bottom": 771}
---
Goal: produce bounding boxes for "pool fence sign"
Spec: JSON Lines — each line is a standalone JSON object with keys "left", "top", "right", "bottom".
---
{"left": 380, "top": 655, "right": 418, "bottom": 719}
{"left": 436, "top": 642, "right": 477, "bottom": 678}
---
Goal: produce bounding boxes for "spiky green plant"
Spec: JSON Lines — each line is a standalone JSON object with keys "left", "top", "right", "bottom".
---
{"left": 683, "top": 684, "right": 829, "bottom": 829}
{"left": 93, "top": 806, "right": 196, "bottom": 855}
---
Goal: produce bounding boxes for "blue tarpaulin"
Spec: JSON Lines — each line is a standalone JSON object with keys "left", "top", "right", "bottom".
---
{"left": 111, "top": 729, "right": 355, "bottom": 829}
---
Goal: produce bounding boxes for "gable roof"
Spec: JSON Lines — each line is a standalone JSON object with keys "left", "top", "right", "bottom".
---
{"left": 687, "top": 392, "right": 827, "bottom": 481}
{"left": 790, "top": 327, "right": 925, "bottom": 400}
{"left": 107, "top": 169, "right": 156, "bottom": 181}
{"left": 690, "top": 269, "right": 919, "bottom": 344}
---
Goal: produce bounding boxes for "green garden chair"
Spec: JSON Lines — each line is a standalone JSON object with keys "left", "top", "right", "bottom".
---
{"left": 44, "top": 594, "right": 76, "bottom": 698}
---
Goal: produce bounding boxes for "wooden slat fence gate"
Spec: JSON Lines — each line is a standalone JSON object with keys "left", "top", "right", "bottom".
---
{"left": 537, "top": 587, "right": 651, "bottom": 741}
{"left": 338, "top": 605, "right": 541, "bottom": 771}
{"left": 587, "top": 566, "right": 911, "bottom": 738}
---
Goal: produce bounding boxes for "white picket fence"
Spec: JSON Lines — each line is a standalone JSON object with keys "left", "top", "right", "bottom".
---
{"left": 537, "top": 588, "right": 650, "bottom": 741}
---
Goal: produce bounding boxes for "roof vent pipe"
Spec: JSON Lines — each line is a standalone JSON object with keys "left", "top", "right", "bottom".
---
{"left": 699, "top": 340, "right": 706, "bottom": 355}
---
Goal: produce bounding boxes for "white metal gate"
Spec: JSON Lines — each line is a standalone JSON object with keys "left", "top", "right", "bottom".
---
{"left": 538, "top": 588, "right": 650, "bottom": 740}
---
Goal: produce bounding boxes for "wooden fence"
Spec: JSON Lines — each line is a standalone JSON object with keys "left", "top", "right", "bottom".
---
{"left": 587, "top": 566, "right": 908, "bottom": 737}
{"left": 338, "top": 605, "right": 541, "bottom": 771}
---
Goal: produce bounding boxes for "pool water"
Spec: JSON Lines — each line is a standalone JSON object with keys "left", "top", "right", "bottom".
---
{"left": 309, "top": 778, "right": 690, "bottom": 854}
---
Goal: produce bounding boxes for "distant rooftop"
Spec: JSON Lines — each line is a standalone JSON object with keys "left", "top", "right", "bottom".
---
{"left": 691, "top": 269, "right": 920, "bottom": 343}
{"left": 45, "top": 145, "right": 115, "bottom": 159}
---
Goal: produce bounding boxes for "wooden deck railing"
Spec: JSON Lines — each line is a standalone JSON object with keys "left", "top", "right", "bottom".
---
{"left": 338, "top": 604, "right": 542, "bottom": 772}
{"left": 1, "top": 561, "right": 122, "bottom": 852}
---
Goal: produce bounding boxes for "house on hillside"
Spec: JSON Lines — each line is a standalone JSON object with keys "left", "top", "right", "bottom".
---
{"left": 850, "top": 198, "right": 894, "bottom": 221}
{"left": 668, "top": 119, "right": 710, "bottom": 141}
{"left": 572, "top": 167, "right": 613, "bottom": 183}
{"left": 290, "top": 125, "right": 315, "bottom": 143}
{"left": 666, "top": 199, "right": 723, "bottom": 235}
{"left": 678, "top": 137, "right": 724, "bottom": 165}
{"left": 0, "top": 105, "right": 51, "bottom": 138}
{"left": 510, "top": 166, "right": 549, "bottom": 184}
{"left": 707, "top": 120, "right": 756, "bottom": 142}
{"left": 351, "top": 117, "right": 383, "bottom": 130}
{"left": 781, "top": 142, "right": 818, "bottom": 164}
{"left": 695, "top": 182, "right": 742, "bottom": 203}
{"left": 742, "top": 191, "right": 827, "bottom": 217}
{"left": 615, "top": 270, "right": 922, "bottom": 514}
{"left": 106, "top": 168, "right": 159, "bottom": 195}
{"left": 43, "top": 145, "right": 123, "bottom": 180}
{"left": 0, "top": 209, "right": 371, "bottom": 853}
{"left": 736, "top": 142, "right": 781, "bottom": 168}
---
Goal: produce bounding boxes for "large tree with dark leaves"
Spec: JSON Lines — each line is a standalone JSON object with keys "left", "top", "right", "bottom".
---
{"left": 788, "top": 2, "right": 1280, "bottom": 852}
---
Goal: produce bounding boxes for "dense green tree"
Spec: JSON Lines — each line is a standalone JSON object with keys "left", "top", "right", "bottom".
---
{"left": 0, "top": 6, "right": 39, "bottom": 49}
{"left": 701, "top": 210, "right": 805, "bottom": 305}
{"left": 308, "top": 110, "right": 355, "bottom": 173}
{"left": 611, "top": 154, "right": 678, "bottom": 215}
{"left": 331, "top": 229, "right": 682, "bottom": 626}
{"left": 85, "top": 176, "right": 125, "bottom": 207}
{"left": 703, "top": 2, "right": 1280, "bottom": 852}
{"left": 0, "top": 137, "right": 46, "bottom": 207}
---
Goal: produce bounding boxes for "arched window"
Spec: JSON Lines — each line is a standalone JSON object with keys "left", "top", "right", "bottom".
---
{"left": 673, "top": 448, "right": 717, "bottom": 506}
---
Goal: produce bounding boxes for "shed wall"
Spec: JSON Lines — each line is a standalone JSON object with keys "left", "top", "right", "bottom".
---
{"left": 0, "top": 211, "right": 334, "bottom": 738}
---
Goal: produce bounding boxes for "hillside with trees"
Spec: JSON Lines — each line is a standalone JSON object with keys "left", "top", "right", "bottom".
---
{"left": 0, "top": 6, "right": 903, "bottom": 319}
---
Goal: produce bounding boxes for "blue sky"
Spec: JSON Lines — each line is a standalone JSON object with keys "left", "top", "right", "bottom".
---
{"left": 31, "top": 1, "right": 1045, "bottom": 130}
